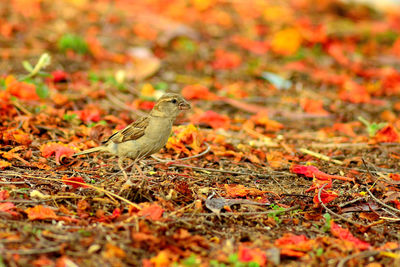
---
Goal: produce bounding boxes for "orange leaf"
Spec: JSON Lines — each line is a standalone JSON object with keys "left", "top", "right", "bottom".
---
{"left": 330, "top": 221, "right": 370, "bottom": 250}
{"left": 300, "top": 98, "right": 329, "bottom": 115}
{"left": 138, "top": 203, "right": 164, "bottom": 221}
{"left": 331, "top": 123, "right": 357, "bottom": 137}
{"left": 25, "top": 205, "right": 57, "bottom": 220}
{"left": 274, "top": 234, "right": 315, "bottom": 257}
{"left": 225, "top": 184, "right": 248, "bottom": 197}
{"left": 0, "top": 160, "right": 11, "bottom": 170}
{"left": 271, "top": 28, "right": 302, "bottom": 56}
{"left": 339, "top": 80, "right": 371, "bottom": 104}
{"left": 6, "top": 78, "right": 39, "bottom": 101}
{"left": 103, "top": 243, "right": 126, "bottom": 259}
{"left": 250, "top": 112, "right": 284, "bottom": 132}
{"left": 150, "top": 250, "right": 173, "bottom": 267}
{"left": 224, "top": 184, "right": 264, "bottom": 198}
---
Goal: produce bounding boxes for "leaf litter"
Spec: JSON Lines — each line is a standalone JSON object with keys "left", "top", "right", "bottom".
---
{"left": 0, "top": 0, "right": 400, "bottom": 266}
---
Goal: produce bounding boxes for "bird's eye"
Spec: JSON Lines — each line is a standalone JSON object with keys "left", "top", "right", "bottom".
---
{"left": 171, "top": 99, "right": 177, "bottom": 104}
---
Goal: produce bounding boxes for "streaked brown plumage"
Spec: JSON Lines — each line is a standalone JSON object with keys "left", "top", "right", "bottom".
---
{"left": 74, "top": 93, "right": 191, "bottom": 179}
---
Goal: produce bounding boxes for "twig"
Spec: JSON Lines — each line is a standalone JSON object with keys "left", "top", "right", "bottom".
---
{"left": 188, "top": 205, "right": 300, "bottom": 217}
{"left": 365, "top": 186, "right": 400, "bottom": 214}
{"left": 151, "top": 143, "right": 211, "bottom": 162}
{"left": 299, "top": 148, "right": 343, "bottom": 165}
{"left": 0, "top": 171, "right": 141, "bottom": 210}
{"left": 318, "top": 183, "right": 366, "bottom": 226}
{"left": 0, "top": 246, "right": 61, "bottom": 255}
{"left": 337, "top": 250, "right": 380, "bottom": 267}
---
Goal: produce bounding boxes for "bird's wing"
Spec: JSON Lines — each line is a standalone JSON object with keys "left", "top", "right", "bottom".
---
{"left": 103, "top": 115, "right": 150, "bottom": 144}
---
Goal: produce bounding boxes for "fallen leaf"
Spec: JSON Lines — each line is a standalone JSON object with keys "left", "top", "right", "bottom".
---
{"left": 138, "top": 203, "right": 164, "bottom": 221}
{"left": 62, "top": 176, "right": 89, "bottom": 189}
{"left": 181, "top": 84, "right": 217, "bottom": 100}
{"left": 40, "top": 142, "right": 76, "bottom": 165}
{"left": 191, "top": 110, "right": 230, "bottom": 129}
{"left": 330, "top": 221, "right": 370, "bottom": 250}
{"left": 25, "top": 205, "right": 57, "bottom": 220}
{"left": 211, "top": 49, "right": 241, "bottom": 70}
{"left": 238, "top": 245, "right": 267, "bottom": 265}
{"left": 374, "top": 125, "right": 399, "bottom": 143}
{"left": 271, "top": 28, "right": 302, "bottom": 56}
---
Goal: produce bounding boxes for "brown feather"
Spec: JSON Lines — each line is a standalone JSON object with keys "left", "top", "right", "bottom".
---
{"left": 103, "top": 116, "right": 150, "bottom": 144}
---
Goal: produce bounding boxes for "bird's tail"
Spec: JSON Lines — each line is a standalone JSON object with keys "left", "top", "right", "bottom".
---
{"left": 74, "top": 146, "right": 107, "bottom": 156}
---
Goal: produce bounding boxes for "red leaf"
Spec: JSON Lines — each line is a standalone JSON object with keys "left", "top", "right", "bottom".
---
{"left": 313, "top": 190, "right": 338, "bottom": 204}
{"left": 51, "top": 70, "right": 68, "bottom": 83}
{"left": 232, "top": 36, "right": 269, "bottom": 55}
{"left": 40, "top": 142, "right": 76, "bottom": 165}
{"left": 238, "top": 245, "right": 267, "bottom": 265}
{"left": 330, "top": 221, "right": 370, "bottom": 250}
{"left": 0, "top": 202, "right": 15, "bottom": 212}
{"left": 181, "top": 84, "right": 217, "bottom": 100}
{"left": 138, "top": 100, "right": 155, "bottom": 111}
{"left": 0, "top": 190, "right": 9, "bottom": 200}
{"left": 73, "top": 107, "right": 102, "bottom": 123}
{"left": 25, "top": 205, "right": 58, "bottom": 220}
{"left": 374, "top": 125, "right": 399, "bottom": 143}
{"left": 291, "top": 165, "right": 354, "bottom": 182}
{"left": 138, "top": 203, "right": 164, "bottom": 221}
{"left": 211, "top": 49, "right": 241, "bottom": 70}
{"left": 62, "top": 176, "right": 88, "bottom": 189}
{"left": 326, "top": 42, "right": 350, "bottom": 66}
{"left": 191, "top": 110, "right": 230, "bottom": 129}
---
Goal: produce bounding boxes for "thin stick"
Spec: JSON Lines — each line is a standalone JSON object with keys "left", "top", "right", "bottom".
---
{"left": 151, "top": 143, "right": 211, "bottom": 163}
{"left": 189, "top": 205, "right": 300, "bottom": 217}
{"left": 365, "top": 186, "right": 400, "bottom": 214}
{"left": 0, "top": 171, "right": 141, "bottom": 210}
{"left": 337, "top": 250, "right": 380, "bottom": 267}
{"left": 299, "top": 148, "right": 343, "bottom": 165}
{"left": 318, "top": 183, "right": 366, "bottom": 226}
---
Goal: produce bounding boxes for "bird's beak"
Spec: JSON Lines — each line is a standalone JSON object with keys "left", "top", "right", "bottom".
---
{"left": 178, "top": 101, "right": 191, "bottom": 110}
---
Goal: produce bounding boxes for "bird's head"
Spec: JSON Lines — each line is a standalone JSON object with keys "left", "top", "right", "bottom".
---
{"left": 151, "top": 93, "right": 191, "bottom": 117}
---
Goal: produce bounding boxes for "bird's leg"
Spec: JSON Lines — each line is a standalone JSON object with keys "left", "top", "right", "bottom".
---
{"left": 133, "top": 161, "right": 145, "bottom": 179}
{"left": 118, "top": 157, "right": 128, "bottom": 181}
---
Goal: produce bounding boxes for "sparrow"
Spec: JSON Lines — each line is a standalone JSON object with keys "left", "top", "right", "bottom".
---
{"left": 74, "top": 93, "right": 191, "bottom": 179}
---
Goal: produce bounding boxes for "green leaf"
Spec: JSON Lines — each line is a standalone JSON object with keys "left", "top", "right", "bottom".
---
{"left": 58, "top": 34, "right": 89, "bottom": 54}
{"left": 154, "top": 82, "right": 168, "bottom": 91}
{"left": 22, "top": 61, "right": 34, "bottom": 72}
{"left": 358, "top": 116, "right": 387, "bottom": 137}
{"left": 36, "top": 83, "right": 49, "bottom": 98}
{"left": 63, "top": 113, "right": 78, "bottom": 121}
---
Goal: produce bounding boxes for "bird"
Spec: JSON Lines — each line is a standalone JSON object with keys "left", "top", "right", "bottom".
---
{"left": 74, "top": 93, "right": 191, "bottom": 180}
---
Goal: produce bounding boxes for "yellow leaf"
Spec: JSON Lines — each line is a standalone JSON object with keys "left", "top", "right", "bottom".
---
{"left": 271, "top": 28, "right": 302, "bottom": 56}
